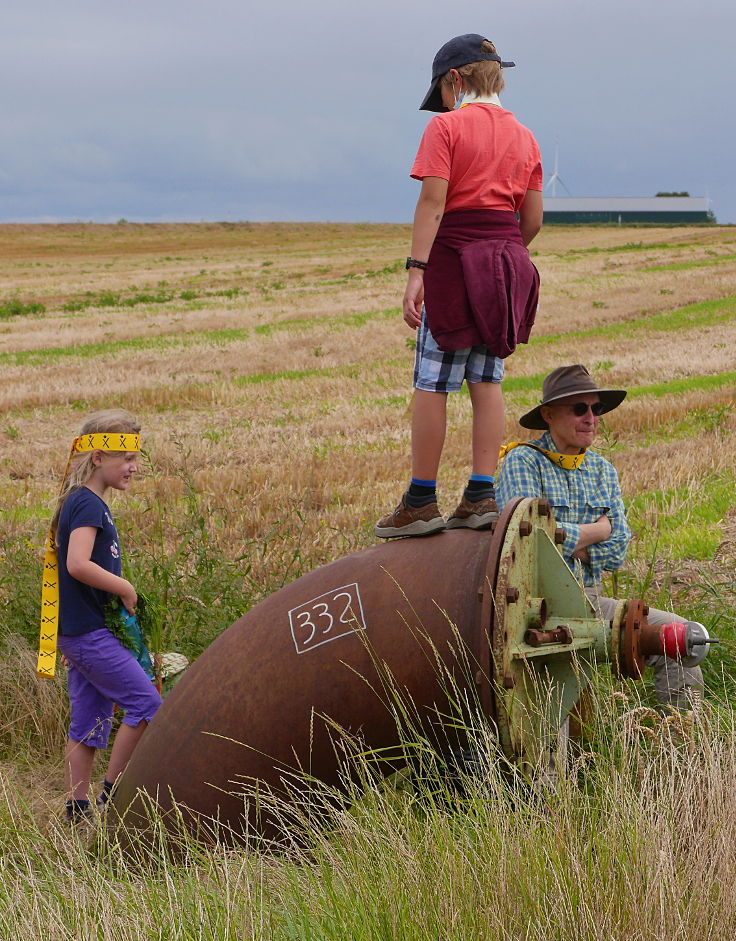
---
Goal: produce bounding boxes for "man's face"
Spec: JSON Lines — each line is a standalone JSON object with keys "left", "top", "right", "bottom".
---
{"left": 541, "top": 393, "right": 603, "bottom": 454}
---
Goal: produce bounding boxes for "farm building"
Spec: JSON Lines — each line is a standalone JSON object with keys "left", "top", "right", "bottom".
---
{"left": 543, "top": 196, "right": 712, "bottom": 224}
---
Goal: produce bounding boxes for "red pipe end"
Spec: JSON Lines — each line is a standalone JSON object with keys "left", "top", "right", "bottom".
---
{"left": 661, "top": 621, "right": 688, "bottom": 660}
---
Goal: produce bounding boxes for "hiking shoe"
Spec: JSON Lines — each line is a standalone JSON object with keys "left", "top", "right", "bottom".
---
{"left": 446, "top": 494, "right": 499, "bottom": 530}
{"left": 375, "top": 494, "right": 446, "bottom": 539}
{"left": 62, "top": 803, "right": 96, "bottom": 826}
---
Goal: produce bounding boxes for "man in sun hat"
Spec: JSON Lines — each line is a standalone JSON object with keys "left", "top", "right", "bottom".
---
{"left": 496, "top": 364, "right": 704, "bottom": 708}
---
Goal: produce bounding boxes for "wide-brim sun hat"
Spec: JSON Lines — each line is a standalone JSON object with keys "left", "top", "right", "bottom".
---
{"left": 519, "top": 364, "right": 627, "bottom": 430}
{"left": 419, "top": 33, "right": 515, "bottom": 112}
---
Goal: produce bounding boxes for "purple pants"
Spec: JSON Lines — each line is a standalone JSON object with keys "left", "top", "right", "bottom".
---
{"left": 58, "top": 627, "right": 162, "bottom": 749}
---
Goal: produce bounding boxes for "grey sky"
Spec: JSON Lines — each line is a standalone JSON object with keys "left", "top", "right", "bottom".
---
{"left": 2, "top": 1, "right": 733, "bottom": 223}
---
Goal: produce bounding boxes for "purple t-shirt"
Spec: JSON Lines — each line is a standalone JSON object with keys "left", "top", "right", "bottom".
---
{"left": 56, "top": 487, "right": 122, "bottom": 636}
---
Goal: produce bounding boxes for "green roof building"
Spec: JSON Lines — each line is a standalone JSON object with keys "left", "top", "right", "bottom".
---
{"left": 543, "top": 196, "right": 712, "bottom": 224}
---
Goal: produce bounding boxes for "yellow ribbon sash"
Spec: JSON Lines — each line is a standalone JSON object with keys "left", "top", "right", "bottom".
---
{"left": 499, "top": 441, "right": 586, "bottom": 471}
{"left": 37, "top": 433, "right": 140, "bottom": 678}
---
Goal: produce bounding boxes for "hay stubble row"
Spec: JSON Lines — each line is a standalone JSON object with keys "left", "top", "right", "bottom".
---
{"left": 1, "top": 222, "right": 735, "bottom": 583}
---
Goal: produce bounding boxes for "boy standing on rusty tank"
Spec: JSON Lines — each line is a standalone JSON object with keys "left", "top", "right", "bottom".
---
{"left": 376, "top": 32, "right": 543, "bottom": 538}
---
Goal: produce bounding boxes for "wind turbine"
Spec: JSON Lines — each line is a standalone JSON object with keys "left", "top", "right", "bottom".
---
{"left": 545, "top": 142, "right": 571, "bottom": 198}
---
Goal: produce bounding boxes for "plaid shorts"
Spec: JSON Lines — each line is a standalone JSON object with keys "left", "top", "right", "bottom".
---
{"left": 413, "top": 312, "right": 504, "bottom": 393}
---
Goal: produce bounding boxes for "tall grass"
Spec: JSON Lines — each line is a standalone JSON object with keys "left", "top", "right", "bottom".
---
{"left": 0, "top": 634, "right": 67, "bottom": 760}
{"left": 2, "top": 690, "right": 736, "bottom": 938}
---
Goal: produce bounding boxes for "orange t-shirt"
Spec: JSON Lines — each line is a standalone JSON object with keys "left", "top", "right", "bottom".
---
{"left": 411, "top": 103, "right": 543, "bottom": 213}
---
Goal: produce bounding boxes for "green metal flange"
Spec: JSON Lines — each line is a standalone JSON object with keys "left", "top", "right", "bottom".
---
{"left": 486, "top": 498, "right": 611, "bottom": 770}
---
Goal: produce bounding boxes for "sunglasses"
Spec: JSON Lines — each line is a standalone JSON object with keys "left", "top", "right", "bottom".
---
{"left": 564, "top": 401, "right": 605, "bottom": 417}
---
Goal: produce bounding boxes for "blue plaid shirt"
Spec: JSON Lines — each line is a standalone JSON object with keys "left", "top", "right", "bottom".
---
{"left": 496, "top": 431, "right": 631, "bottom": 586}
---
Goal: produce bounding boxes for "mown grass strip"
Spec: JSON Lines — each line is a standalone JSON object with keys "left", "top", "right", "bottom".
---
{"left": 62, "top": 285, "right": 247, "bottom": 312}
{"left": 233, "top": 355, "right": 407, "bottom": 387}
{"left": 254, "top": 307, "right": 398, "bottom": 337}
{"left": 12, "top": 334, "right": 193, "bottom": 367}
{"left": 531, "top": 294, "right": 736, "bottom": 347}
{"left": 0, "top": 307, "right": 401, "bottom": 368}
{"left": 315, "top": 258, "right": 406, "bottom": 285}
{"left": 642, "top": 253, "right": 736, "bottom": 273}
{"left": 8, "top": 290, "right": 731, "bottom": 370}
{"left": 457, "top": 366, "right": 736, "bottom": 403}
{"left": 499, "top": 373, "right": 549, "bottom": 394}
{"left": 629, "top": 369, "right": 736, "bottom": 398}
{"left": 554, "top": 239, "right": 701, "bottom": 259}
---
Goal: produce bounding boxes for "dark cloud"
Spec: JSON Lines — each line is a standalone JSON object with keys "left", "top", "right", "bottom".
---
{"left": 1, "top": 0, "right": 732, "bottom": 222}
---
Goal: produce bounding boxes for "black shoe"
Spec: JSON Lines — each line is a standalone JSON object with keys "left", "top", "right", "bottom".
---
{"left": 63, "top": 801, "right": 95, "bottom": 825}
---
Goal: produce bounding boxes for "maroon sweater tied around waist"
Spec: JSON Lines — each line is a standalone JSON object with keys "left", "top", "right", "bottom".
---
{"left": 423, "top": 209, "right": 540, "bottom": 356}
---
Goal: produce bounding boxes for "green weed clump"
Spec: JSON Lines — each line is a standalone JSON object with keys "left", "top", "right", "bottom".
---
{"left": 626, "top": 471, "right": 736, "bottom": 562}
{"left": 0, "top": 298, "right": 45, "bottom": 319}
{"left": 0, "top": 534, "right": 43, "bottom": 649}
{"left": 118, "top": 447, "right": 253, "bottom": 661}
{"left": 63, "top": 289, "right": 177, "bottom": 312}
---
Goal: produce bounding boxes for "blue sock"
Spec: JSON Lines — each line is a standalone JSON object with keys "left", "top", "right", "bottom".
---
{"left": 465, "top": 475, "right": 495, "bottom": 502}
{"left": 406, "top": 478, "right": 437, "bottom": 508}
{"left": 66, "top": 798, "right": 91, "bottom": 820}
{"left": 98, "top": 778, "right": 114, "bottom": 804}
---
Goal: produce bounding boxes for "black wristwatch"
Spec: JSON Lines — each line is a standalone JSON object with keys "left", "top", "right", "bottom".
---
{"left": 405, "top": 257, "right": 428, "bottom": 271}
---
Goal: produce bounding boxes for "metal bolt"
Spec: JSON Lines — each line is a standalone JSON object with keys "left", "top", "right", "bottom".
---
{"left": 519, "top": 521, "right": 532, "bottom": 537}
{"left": 506, "top": 587, "right": 520, "bottom": 604}
{"left": 537, "top": 501, "right": 550, "bottom": 517}
{"left": 554, "top": 527, "right": 566, "bottom": 545}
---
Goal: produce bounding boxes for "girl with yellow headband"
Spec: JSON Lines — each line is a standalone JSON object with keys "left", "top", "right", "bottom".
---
{"left": 42, "top": 409, "right": 162, "bottom": 824}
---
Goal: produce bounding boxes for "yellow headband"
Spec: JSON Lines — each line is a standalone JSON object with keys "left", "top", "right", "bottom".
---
{"left": 73, "top": 432, "right": 140, "bottom": 453}
{"left": 37, "top": 429, "right": 141, "bottom": 678}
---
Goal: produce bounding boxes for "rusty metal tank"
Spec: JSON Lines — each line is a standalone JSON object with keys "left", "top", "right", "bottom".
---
{"left": 112, "top": 498, "right": 713, "bottom": 843}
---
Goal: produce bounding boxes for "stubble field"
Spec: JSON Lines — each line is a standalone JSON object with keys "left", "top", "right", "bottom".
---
{"left": 1, "top": 222, "right": 736, "bottom": 938}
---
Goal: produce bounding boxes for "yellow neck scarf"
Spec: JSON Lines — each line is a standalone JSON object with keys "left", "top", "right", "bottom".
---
{"left": 37, "top": 433, "right": 140, "bottom": 678}
{"left": 499, "top": 441, "right": 586, "bottom": 471}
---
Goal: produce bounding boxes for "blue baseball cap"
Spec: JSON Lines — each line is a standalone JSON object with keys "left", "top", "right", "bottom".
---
{"left": 419, "top": 33, "right": 515, "bottom": 112}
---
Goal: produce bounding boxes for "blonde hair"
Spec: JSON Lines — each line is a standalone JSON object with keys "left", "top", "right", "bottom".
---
{"left": 442, "top": 39, "right": 505, "bottom": 97}
{"left": 51, "top": 409, "right": 141, "bottom": 534}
